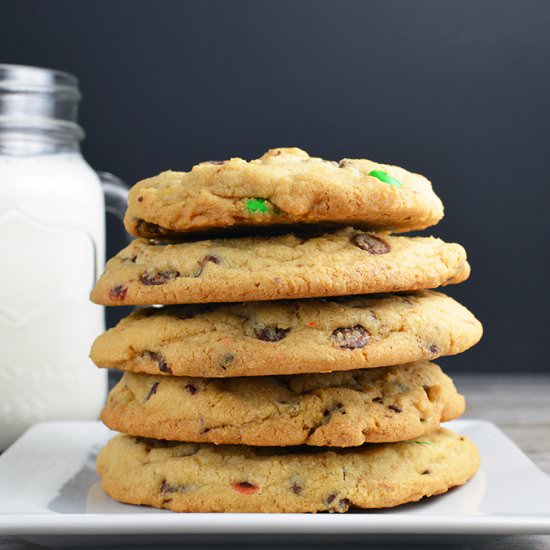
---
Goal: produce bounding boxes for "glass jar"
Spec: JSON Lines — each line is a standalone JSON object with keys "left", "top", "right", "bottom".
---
{"left": 0, "top": 64, "right": 127, "bottom": 450}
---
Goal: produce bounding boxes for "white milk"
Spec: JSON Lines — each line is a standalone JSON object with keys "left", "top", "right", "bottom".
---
{"left": 0, "top": 153, "right": 107, "bottom": 449}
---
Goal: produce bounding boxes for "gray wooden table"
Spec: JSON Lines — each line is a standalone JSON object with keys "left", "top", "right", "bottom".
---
{"left": 457, "top": 374, "right": 550, "bottom": 476}
{"left": 1, "top": 374, "right": 549, "bottom": 549}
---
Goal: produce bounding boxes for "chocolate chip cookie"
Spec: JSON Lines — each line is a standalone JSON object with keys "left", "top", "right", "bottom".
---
{"left": 124, "top": 147, "right": 444, "bottom": 238}
{"left": 101, "top": 361, "right": 464, "bottom": 447}
{"left": 90, "top": 290, "right": 481, "bottom": 377}
{"left": 96, "top": 428, "right": 479, "bottom": 512}
{"left": 90, "top": 228, "right": 470, "bottom": 306}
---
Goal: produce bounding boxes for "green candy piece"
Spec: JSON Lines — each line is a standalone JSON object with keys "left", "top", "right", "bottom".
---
{"left": 246, "top": 198, "right": 270, "bottom": 214}
{"left": 368, "top": 170, "right": 402, "bottom": 188}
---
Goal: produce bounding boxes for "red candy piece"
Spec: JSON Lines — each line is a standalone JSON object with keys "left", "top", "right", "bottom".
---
{"left": 231, "top": 481, "right": 259, "bottom": 495}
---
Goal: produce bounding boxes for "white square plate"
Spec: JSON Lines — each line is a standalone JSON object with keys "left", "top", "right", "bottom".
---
{"left": 0, "top": 419, "right": 549, "bottom": 542}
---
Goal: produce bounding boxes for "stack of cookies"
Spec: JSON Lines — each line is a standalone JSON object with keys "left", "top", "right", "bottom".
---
{"left": 90, "top": 147, "right": 482, "bottom": 513}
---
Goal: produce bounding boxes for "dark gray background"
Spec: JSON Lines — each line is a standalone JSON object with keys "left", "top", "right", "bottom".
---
{"left": 2, "top": 0, "right": 548, "bottom": 373}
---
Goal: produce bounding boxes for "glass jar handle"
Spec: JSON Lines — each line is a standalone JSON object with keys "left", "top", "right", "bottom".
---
{"left": 97, "top": 171, "right": 128, "bottom": 224}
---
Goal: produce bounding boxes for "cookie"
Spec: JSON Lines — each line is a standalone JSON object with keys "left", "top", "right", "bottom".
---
{"left": 101, "top": 361, "right": 464, "bottom": 447}
{"left": 90, "top": 228, "right": 470, "bottom": 306}
{"left": 97, "top": 428, "right": 479, "bottom": 513}
{"left": 91, "top": 290, "right": 481, "bottom": 377}
{"left": 124, "top": 147, "right": 444, "bottom": 238}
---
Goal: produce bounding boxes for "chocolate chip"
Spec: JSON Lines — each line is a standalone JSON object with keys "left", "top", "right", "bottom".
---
{"left": 324, "top": 402, "right": 344, "bottom": 417}
{"left": 428, "top": 343, "right": 440, "bottom": 356}
{"left": 137, "top": 196, "right": 143, "bottom": 202}
{"left": 184, "top": 383, "right": 198, "bottom": 395}
{"left": 145, "top": 382, "right": 159, "bottom": 401}
{"left": 372, "top": 396, "right": 383, "bottom": 403}
{"left": 140, "top": 270, "right": 180, "bottom": 285}
{"left": 291, "top": 482, "right": 303, "bottom": 495}
{"left": 143, "top": 351, "right": 172, "bottom": 374}
{"left": 160, "top": 479, "right": 186, "bottom": 494}
{"left": 422, "top": 470, "right": 431, "bottom": 475}
{"left": 158, "top": 358, "right": 171, "bottom": 374}
{"left": 352, "top": 233, "right": 391, "bottom": 254}
{"left": 326, "top": 493, "right": 337, "bottom": 504}
{"left": 160, "top": 479, "right": 175, "bottom": 494}
{"left": 254, "top": 325, "right": 290, "bottom": 342}
{"left": 109, "top": 285, "right": 127, "bottom": 300}
{"left": 194, "top": 254, "right": 221, "bottom": 277}
{"left": 203, "top": 254, "right": 221, "bottom": 264}
{"left": 338, "top": 498, "right": 351, "bottom": 511}
{"left": 331, "top": 325, "right": 369, "bottom": 349}
{"left": 219, "top": 353, "right": 234, "bottom": 369}
{"left": 388, "top": 405, "right": 402, "bottom": 413}
{"left": 322, "top": 402, "right": 346, "bottom": 424}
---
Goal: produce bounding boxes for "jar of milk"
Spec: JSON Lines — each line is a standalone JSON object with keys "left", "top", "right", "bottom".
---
{"left": 0, "top": 64, "right": 127, "bottom": 450}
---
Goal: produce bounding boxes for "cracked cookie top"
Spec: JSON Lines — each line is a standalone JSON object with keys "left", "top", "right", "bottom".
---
{"left": 101, "top": 361, "right": 465, "bottom": 447}
{"left": 90, "top": 290, "right": 482, "bottom": 377}
{"left": 90, "top": 227, "right": 470, "bottom": 306}
{"left": 123, "top": 147, "right": 444, "bottom": 238}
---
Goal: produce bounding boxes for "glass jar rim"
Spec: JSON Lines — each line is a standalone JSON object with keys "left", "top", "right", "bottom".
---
{"left": 0, "top": 64, "right": 80, "bottom": 98}
{"left": 0, "top": 64, "right": 84, "bottom": 142}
